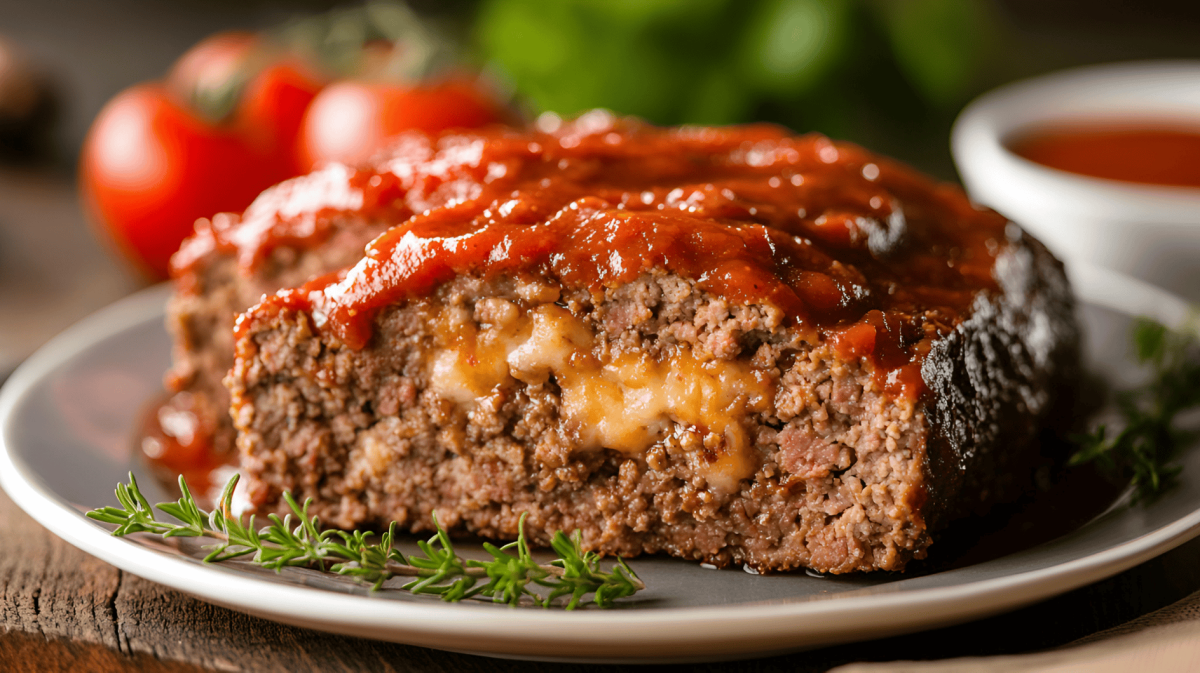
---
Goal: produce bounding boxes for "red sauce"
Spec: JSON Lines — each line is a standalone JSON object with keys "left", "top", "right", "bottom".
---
{"left": 138, "top": 393, "right": 233, "bottom": 495}
{"left": 204, "top": 112, "right": 1011, "bottom": 399}
{"left": 1009, "top": 125, "right": 1200, "bottom": 189}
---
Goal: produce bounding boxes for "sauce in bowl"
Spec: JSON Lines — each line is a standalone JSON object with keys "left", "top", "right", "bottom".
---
{"left": 1008, "top": 125, "right": 1200, "bottom": 189}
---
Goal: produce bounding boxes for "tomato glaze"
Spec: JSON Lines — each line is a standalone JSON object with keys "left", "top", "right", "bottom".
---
{"left": 1009, "top": 125, "right": 1200, "bottom": 189}
{"left": 138, "top": 392, "right": 233, "bottom": 496}
{"left": 195, "top": 112, "right": 1012, "bottom": 399}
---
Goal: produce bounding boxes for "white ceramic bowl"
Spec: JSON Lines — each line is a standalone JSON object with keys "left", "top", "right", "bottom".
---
{"left": 952, "top": 61, "right": 1200, "bottom": 301}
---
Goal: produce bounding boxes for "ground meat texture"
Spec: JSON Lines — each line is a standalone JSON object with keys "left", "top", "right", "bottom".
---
{"left": 227, "top": 248, "right": 1076, "bottom": 574}
{"left": 191, "top": 117, "right": 1082, "bottom": 573}
{"left": 165, "top": 211, "right": 391, "bottom": 457}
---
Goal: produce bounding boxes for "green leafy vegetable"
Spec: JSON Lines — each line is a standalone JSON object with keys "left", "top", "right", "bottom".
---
{"left": 88, "top": 473, "right": 643, "bottom": 608}
{"left": 873, "top": 0, "right": 997, "bottom": 108}
{"left": 736, "top": 0, "right": 851, "bottom": 99}
{"left": 1070, "top": 317, "right": 1200, "bottom": 502}
{"left": 473, "top": 0, "right": 1000, "bottom": 140}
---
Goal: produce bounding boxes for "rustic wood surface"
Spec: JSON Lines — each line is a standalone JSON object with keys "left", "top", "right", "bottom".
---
{"left": 6, "top": 481, "right": 1200, "bottom": 672}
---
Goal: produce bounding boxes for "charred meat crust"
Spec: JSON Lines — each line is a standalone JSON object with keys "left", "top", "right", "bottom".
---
{"left": 919, "top": 228, "right": 1079, "bottom": 532}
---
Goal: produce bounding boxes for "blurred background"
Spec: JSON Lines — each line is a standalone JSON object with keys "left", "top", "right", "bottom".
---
{"left": 2, "top": 0, "right": 1200, "bottom": 374}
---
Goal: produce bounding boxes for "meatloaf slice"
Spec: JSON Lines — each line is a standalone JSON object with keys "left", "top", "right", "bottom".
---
{"left": 163, "top": 145, "right": 452, "bottom": 459}
{"left": 222, "top": 114, "right": 1079, "bottom": 573}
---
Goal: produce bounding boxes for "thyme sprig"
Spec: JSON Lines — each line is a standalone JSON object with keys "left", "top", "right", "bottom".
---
{"left": 87, "top": 473, "right": 643, "bottom": 608}
{"left": 1070, "top": 317, "right": 1200, "bottom": 502}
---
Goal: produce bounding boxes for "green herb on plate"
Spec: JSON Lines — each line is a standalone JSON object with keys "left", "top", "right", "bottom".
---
{"left": 1070, "top": 317, "right": 1200, "bottom": 503}
{"left": 87, "top": 473, "right": 643, "bottom": 609}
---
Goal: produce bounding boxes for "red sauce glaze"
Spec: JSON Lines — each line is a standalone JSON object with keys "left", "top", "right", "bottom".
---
{"left": 138, "top": 393, "right": 233, "bottom": 495}
{"left": 210, "top": 112, "right": 1012, "bottom": 399}
{"left": 1009, "top": 125, "right": 1200, "bottom": 189}
{"left": 170, "top": 162, "right": 411, "bottom": 291}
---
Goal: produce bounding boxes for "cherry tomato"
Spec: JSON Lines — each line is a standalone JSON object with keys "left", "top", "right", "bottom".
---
{"left": 79, "top": 83, "right": 272, "bottom": 279}
{"left": 169, "top": 32, "right": 324, "bottom": 175}
{"left": 166, "top": 30, "right": 258, "bottom": 114}
{"left": 84, "top": 33, "right": 326, "bottom": 279}
{"left": 82, "top": 30, "right": 502, "bottom": 279}
{"left": 235, "top": 59, "right": 325, "bottom": 177}
{"left": 296, "top": 78, "right": 501, "bottom": 170}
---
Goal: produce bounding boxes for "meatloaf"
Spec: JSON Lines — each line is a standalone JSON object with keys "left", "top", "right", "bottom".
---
{"left": 164, "top": 164, "right": 406, "bottom": 458}
{"left": 217, "top": 111, "right": 1079, "bottom": 574}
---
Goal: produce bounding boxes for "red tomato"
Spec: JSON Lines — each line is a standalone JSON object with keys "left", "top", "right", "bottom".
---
{"left": 166, "top": 31, "right": 258, "bottom": 113}
{"left": 79, "top": 83, "right": 273, "bottom": 279}
{"left": 296, "top": 78, "right": 501, "bottom": 170}
{"left": 235, "top": 59, "right": 325, "bottom": 178}
{"left": 169, "top": 32, "right": 324, "bottom": 173}
{"left": 84, "top": 34, "right": 326, "bottom": 279}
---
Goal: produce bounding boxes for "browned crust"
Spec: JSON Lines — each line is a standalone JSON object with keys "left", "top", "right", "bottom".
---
{"left": 919, "top": 226, "right": 1079, "bottom": 531}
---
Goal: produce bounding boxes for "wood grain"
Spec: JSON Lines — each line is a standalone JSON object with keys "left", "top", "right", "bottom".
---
{"left": 0, "top": 631, "right": 208, "bottom": 673}
{"left": 6, "top": 480, "right": 1200, "bottom": 673}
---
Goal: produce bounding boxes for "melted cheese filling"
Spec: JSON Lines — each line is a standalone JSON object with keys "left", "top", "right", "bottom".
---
{"left": 428, "top": 302, "right": 774, "bottom": 492}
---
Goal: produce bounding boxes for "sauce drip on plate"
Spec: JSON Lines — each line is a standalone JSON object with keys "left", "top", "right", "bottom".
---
{"left": 138, "top": 393, "right": 233, "bottom": 496}
{"left": 1009, "top": 125, "right": 1200, "bottom": 189}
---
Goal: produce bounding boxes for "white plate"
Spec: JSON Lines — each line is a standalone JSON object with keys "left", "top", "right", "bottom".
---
{"left": 952, "top": 61, "right": 1200, "bottom": 303}
{"left": 0, "top": 264, "right": 1196, "bottom": 663}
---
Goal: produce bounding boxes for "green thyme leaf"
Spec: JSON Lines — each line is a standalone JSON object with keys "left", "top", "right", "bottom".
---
{"left": 87, "top": 473, "right": 643, "bottom": 608}
{"left": 1071, "top": 316, "right": 1200, "bottom": 503}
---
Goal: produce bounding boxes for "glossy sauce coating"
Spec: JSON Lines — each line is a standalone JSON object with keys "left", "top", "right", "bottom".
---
{"left": 207, "top": 112, "right": 1012, "bottom": 398}
{"left": 138, "top": 393, "right": 233, "bottom": 496}
{"left": 1009, "top": 125, "right": 1200, "bottom": 189}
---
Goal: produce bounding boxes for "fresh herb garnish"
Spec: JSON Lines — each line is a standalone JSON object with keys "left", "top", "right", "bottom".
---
{"left": 1070, "top": 317, "right": 1200, "bottom": 502}
{"left": 87, "top": 473, "right": 643, "bottom": 609}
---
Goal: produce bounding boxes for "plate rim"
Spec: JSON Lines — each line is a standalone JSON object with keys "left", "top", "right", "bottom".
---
{"left": 1, "top": 266, "right": 1197, "bottom": 661}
